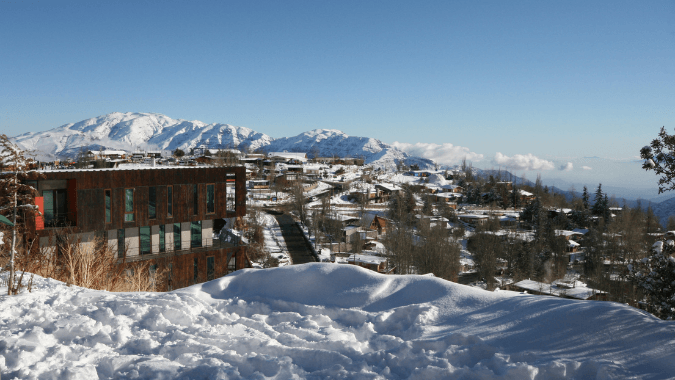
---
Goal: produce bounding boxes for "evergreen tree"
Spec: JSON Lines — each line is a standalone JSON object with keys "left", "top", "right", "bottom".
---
{"left": 592, "top": 184, "right": 605, "bottom": 216}
{"left": 629, "top": 242, "right": 675, "bottom": 319}
{"left": 582, "top": 186, "right": 590, "bottom": 211}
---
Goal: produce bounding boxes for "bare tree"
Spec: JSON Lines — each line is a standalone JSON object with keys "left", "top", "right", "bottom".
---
{"left": 0, "top": 135, "right": 40, "bottom": 295}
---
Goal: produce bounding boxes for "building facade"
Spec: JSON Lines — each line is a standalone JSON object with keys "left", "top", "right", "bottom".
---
{"left": 27, "top": 166, "right": 248, "bottom": 289}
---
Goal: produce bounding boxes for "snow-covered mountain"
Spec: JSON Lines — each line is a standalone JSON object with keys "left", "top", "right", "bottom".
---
{"left": 12, "top": 112, "right": 434, "bottom": 170}
{"left": 262, "top": 129, "right": 435, "bottom": 170}
{"left": 12, "top": 112, "right": 273, "bottom": 161}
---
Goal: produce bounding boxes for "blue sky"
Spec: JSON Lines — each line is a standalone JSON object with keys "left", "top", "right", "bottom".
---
{"left": 1, "top": 0, "right": 674, "bottom": 195}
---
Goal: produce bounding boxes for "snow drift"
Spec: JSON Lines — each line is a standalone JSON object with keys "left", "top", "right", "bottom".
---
{"left": 1, "top": 263, "right": 673, "bottom": 379}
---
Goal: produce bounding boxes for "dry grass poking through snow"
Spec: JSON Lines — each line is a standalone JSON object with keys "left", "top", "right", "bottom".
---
{"left": 3, "top": 231, "right": 164, "bottom": 293}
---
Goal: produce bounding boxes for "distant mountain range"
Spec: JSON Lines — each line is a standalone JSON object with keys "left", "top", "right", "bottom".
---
{"left": 12, "top": 112, "right": 434, "bottom": 171}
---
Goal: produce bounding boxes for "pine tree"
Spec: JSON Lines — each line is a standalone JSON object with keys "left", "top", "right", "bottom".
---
{"left": 629, "top": 242, "right": 675, "bottom": 319}
{"left": 592, "top": 184, "right": 605, "bottom": 216}
{"left": 582, "top": 186, "right": 590, "bottom": 211}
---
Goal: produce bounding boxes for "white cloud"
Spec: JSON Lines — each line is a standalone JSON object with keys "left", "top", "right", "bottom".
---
{"left": 391, "top": 142, "right": 483, "bottom": 165}
{"left": 582, "top": 166, "right": 592, "bottom": 170}
{"left": 560, "top": 162, "right": 573, "bottom": 171}
{"left": 492, "top": 152, "right": 555, "bottom": 171}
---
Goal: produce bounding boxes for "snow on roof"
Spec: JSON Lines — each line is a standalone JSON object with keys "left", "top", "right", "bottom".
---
{"left": 513, "top": 279, "right": 605, "bottom": 300}
{"left": 0, "top": 264, "right": 672, "bottom": 378}
{"left": 555, "top": 230, "right": 583, "bottom": 237}
{"left": 347, "top": 254, "right": 387, "bottom": 265}
{"left": 268, "top": 152, "right": 308, "bottom": 161}
{"left": 375, "top": 183, "right": 402, "bottom": 192}
{"left": 518, "top": 189, "right": 534, "bottom": 196}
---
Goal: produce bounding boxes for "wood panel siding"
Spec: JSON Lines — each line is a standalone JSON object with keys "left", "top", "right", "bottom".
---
{"left": 32, "top": 167, "right": 245, "bottom": 235}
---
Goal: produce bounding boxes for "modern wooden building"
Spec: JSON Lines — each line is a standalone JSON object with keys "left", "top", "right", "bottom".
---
{"left": 26, "top": 166, "right": 249, "bottom": 289}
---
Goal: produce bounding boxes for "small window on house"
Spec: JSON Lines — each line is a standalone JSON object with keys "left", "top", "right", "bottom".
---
{"left": 140, "top": 226, "right": 151, "bottom": 255}
{"left": 193, "top": 184, "right": 199, "bottom": 215}
{"left": 124, "top": 189, "right": 134, "bottom": 222}
{"left": 206, "top": 184, "right": 215, "bottom": 214}
{"left": 207, "top": 256, "right": 215, "bottom": 280}
{"left": 167, "top": 185, "right": 173, "bottom": 218}
{"left": 174, "top": 223, "right": 181, "bottom": 251}
{"left": 167, "top": 263, "right": 173, "bottom": 291}
{"left": 191, "top": 220, "right": 202, "bottom": 248}
{"left": 159, "top": 224, "right": 165, "bottom": 253}
{"left": 105, "top": 189, "right": 111, "bottom": 224}
{"left": 149, "top": 187, "right": 156, "bottom": 219}
{"left": 117, "top": 229, "right": 125, "bottom": 258}
{"left": 228, "top": 254, "right": 236, "bottom": 273}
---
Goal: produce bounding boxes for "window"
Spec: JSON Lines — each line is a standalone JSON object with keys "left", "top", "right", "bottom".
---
{"left": 117, "top": 229, "right": 125, "bottom": 258}
{"left": 167, "top": 263, "right": 173, "bottom": 291}
{"left": 174, "top": 223, "right": 181, "bottom": 251}
{"left": 124, "top": 189, "right": 134, "bottom": 222}
{"left": 206, "top": 184, "right": 215, "bottom": 214}
{"left": 105, "top": 189, "right": 111, "bottom": 224}
{"left": 193, "top": 184, "right": 199, "bottom": 215}
{"left": 207, "top": 256, "right": 215, "bottom": 281}
{"left": 42, "top": 189, "right": 67, "bottom": 226}
{"left": 226, "top": 174, "right": 236, "bottom": 213}
{"left": 159, "top": 224, "right": 165, "bottom": 253}
{"left": 228, "top": 254, "right": 236, "bottom": 273}
{"left": 167, "top": 185, "right": 173, "bottom": 218}
{"left": 191, "top": 221, "right": 202, "bottom": 248}
{"left": 149, "top": 187, "right": 156, "bottom": 219}
{"left": 193, "top": 257, "right": 199, "bottom": 283}
{"left": 140, "top": 226, "right": 151, "bottom": 255}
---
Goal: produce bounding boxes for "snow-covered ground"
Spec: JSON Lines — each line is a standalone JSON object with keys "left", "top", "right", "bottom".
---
{"left": 1, "top": 264, "right": 673, "bottom": 379}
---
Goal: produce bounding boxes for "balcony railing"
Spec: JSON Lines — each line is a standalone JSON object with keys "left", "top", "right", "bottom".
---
{"left": 123, "top": 237, "right": 245, "bottom": 262}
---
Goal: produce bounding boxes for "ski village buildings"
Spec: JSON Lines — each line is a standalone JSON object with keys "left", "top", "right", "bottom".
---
{"left": 14, "top": 147, "right": 645, "bottom": 299}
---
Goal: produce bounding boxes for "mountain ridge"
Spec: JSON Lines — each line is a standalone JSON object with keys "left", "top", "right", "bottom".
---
{"left": 12, "top": 112, "right": 434, "bottom": 170}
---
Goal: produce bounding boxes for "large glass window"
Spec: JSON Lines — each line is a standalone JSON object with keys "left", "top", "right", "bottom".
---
{"left": 117, "top": 229, "right": 125, "bottom": 258}
{"left": 149, "top": 187, "right": 156, "bottom": 219}
{"left": 42, "top": 189, "right": 67, "bottom": 226}
{"left": 124, "top": 189, "right": 134, "bottom": 222}
{"left": 159, "top": 224, "right": 165, "bottom": 253}
{"left": 174, "top": 223, "right": 181, "bottom": 251}
{"left": 191, "top": 220, "right": 202, "bottom": 248}
{"left": 167, "top": 185, "right": 173, "bottom": 218}
{"left": 105, "top": 189, "right": 111, "bottom": 224}
{"left": 140, "top": 226, "right": 151, "bottom": 255}
{"left": 193, "top": 258, "right": 199, "bottom": 283}
{"left": 206, "top": 184, "right": 215, "bottom": 214}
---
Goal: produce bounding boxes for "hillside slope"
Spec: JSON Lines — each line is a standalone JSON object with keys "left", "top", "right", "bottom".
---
{"left": 1, "top": 264, "right": 673, "bottom": 379}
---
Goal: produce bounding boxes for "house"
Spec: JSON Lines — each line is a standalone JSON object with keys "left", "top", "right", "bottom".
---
{"left": 268, "top": 152, "right": 308, "bottom": 163}
{"left": 26, "top": 166, "right": 249, "bottom": 290}
{"left": 374, "top": 183, "right": 402, "bottom": 202}
{"left": 347, "top": 254, "right": 388, "bottom": 273}
{"left": 457, "top": 214, "right": 489, "bottom": 226}
{"left": 511, "top": 279, "right": 607, "bottom": 301}
{"left": 360, "top": 213, "right": 389, "bottom": 236}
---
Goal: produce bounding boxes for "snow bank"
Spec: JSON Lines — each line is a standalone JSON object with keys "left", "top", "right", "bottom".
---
{"left": 1, "top": 264, "right": 674, "bottom": 379}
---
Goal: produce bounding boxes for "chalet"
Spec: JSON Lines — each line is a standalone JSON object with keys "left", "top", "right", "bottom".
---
{"left": 512, "top": 279, "right": 607, "bottom": 301}
{"left": 25, "top": 166, "right": 249, "bottom": 290}
{"left": 457, "top": 214, "right": 489, "bottom": 226}
{"left": 374, "top": 183, "right": 402, "bottom": 202}
{"left": 88, "top": 150, "right": 128, "bottom": 160}
{"left": 268, "top": 152, "right": 308, "bottom": 163}
{"left": 360, "top": 213, "right": 389, "bottom": 236}
{"left": 347, "top": 254, "right": 388, "bottom": 273}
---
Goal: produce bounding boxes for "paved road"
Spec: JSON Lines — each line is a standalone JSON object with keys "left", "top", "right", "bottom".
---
{"left": 268, "top": 211, "right": 317, "bottom": 264}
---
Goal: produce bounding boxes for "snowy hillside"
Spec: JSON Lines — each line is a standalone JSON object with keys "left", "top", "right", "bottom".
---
{"left": 12, "top": 112, "right": 273, "bottom": 161}
{"left": 1, "top": 264, "right": 673, "bottom": 379}
{"left": 12, "top": 113, "right": 434, "bottom": 169}
{"left": 263, "top": 129, "right": 435, "bottom": 170}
